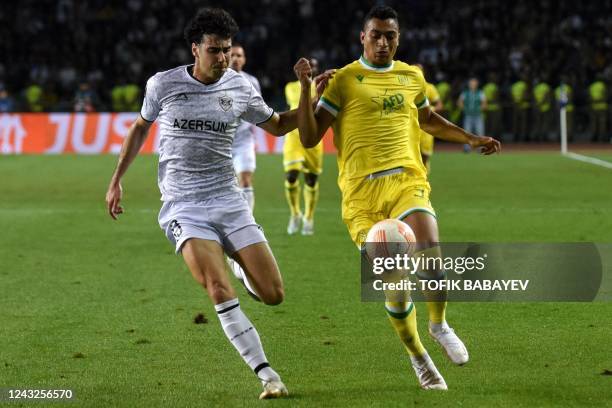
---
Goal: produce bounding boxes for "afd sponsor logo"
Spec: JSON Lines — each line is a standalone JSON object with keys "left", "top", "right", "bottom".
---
{"left": 371, "top": 90, "right": 405, "bottom": 117}
{"left": 173, "top": 118, "right": 228, "bottom": 133}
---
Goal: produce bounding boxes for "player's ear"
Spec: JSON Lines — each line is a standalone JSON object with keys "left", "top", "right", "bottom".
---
{"left": 360, "top": 31, "right": 365, "bottom": 45}
{"left": 192, "top": 43, "right": 199, "bottom": 59}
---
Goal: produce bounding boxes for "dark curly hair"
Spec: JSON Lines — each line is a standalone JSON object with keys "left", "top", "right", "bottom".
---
{"left": 363, "top": 5, "right": 399, "bottom": 29}
{"left": 184, "top": 8, "right": 239, "bottom": 46}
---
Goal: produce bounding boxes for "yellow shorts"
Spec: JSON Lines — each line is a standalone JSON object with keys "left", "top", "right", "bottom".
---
{"left": 283, "top": 130, "right": 323, "bottom": 174}
{"left": 419, "top": 130, "right": 434, "bottom": 156}
{"left": 341, "top": 168, "right": 435, "bottom": 247}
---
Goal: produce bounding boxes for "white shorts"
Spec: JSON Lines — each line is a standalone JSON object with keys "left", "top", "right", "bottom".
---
{"left": 158, "top": 193, "right": 266, "bottom": 254}
{"left": 232, "top": 142, "right": 256, "bottom": 174}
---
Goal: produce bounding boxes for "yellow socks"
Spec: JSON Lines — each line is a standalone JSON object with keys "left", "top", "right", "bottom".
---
{"left": 303, "top": 182, "right": 319, "bottom": 220}
{"left": 385, "top": 301, "right": 426, "bottom": 357}
{"left": 415, "top": 247, "right": 447, "bottom": 324}
{"left": 284, "top": 180, "right": 301, "bottom": 216}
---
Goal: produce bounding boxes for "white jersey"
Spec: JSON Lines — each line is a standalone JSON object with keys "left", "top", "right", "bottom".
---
{"left": 141, "top": 65, "right": 274, "bottom": 201}
{"left": 233, "top": 71, "right": 262, "bottom": 150}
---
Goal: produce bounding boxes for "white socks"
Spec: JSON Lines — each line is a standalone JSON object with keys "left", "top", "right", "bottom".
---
{"left": 429, "top": 320, "right": 450, "bottom": 333}
{"left": 215, "top": 298, "right": 280, "bottom": 383}
{"left": 242, "top": 187, "right": 254, "bottom": 210}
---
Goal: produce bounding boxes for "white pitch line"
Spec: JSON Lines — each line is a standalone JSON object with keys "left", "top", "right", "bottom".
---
{"left": 564, "top": 152, "right": 612, "bottom": 169}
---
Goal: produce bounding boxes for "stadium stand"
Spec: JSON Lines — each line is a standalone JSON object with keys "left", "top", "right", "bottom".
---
{"left": 0, "top": 0, "right": 610, "bottom": 141}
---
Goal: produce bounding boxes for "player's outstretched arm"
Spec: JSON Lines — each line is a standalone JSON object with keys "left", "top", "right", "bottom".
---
{"left": 258, "top": 69, "right": 335, "bottom": 137}
{"left": 418, "top": 108, "right": 501, "bottom": 155}
{"left": 293, "top": 58, "right": 335, "bottom": 148}
{"left": 105, "top": 116, "right": 152, "bottom": 220}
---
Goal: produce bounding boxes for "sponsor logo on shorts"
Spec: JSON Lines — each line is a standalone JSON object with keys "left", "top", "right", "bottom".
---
{"left": 170, "top": 220, "right": 182, "bottom": 240}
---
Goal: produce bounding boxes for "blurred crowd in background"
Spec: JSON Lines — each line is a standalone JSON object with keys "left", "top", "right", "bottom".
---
{"left": 0, "top": 0, "right": 611, "bottom": 142}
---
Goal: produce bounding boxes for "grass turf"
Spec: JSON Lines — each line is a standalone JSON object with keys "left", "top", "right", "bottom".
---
{"left": 0, "top": 152, "right": 611, "bottom": 407}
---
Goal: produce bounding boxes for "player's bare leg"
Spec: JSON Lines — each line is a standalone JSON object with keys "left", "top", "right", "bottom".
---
{"left": 182, "top": 239, "right": 287, "bottom": 399}
{"left": 231, "top": 242, "right": 284, "bottom": 306}
{"left": 401, "top": 212, "right": 469, "bottom": 365}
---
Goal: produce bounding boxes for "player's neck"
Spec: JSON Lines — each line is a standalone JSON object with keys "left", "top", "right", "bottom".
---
{"left": 360, "top": 54, "right": 393, "bottom": 69}
{"left": 191, "top": 65, "right": 224, "bottom": 85}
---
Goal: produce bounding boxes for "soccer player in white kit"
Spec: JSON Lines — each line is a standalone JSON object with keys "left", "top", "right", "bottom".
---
{"left": 230, "top": 43, "right": 263, "bottom": 210}
{"left": 105, "top": 8, "right": 319, "bottom": 400}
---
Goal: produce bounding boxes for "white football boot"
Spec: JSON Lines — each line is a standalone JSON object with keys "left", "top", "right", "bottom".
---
{"left": 429, "top": 322, "right": 469, "bottom": 365}
{"left": 301, "top": 216, "right": 314, "bottom": 235}
{"left": 287, "top": 214, "right": 302, "bottom": 235}
{"left": 259, "top": 380, "right": 289, "bottom": 399}
{"left": 228, "top": 258, "right": 260, "bottom": 302}
{"left": 410, "top": 353, "right": 448, "bottom": 390}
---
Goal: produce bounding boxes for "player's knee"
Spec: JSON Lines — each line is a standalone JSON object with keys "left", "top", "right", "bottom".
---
{"left": 286, "top": 171, "right": 299, "bottom": 184}
{"left": 206, "top": 278, "right": 234, "bottom": 303}
{"left": 304, "top": 173, "right": 318, "bottom": 187}
{"left": 260, "top": 283, "right": 284, "bottom": 306}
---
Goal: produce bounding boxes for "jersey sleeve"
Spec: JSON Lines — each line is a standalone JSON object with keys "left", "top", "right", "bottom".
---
{"left": 414, "top": 70, "right": 430, "bottom": 110}
{"left": 317, "top": 74, "right": 341, "bottom": 117}
{"left": 426, "top": 83, "right": 441, "bottom": 104}
{"left": 252, "top": 76, "right": 262, "bottom": 96}
{"left": 241, "top": 83, "right": 274, "bottom": 125}
{"left": 140, "top": 75, "right": 161, "bottom": 122}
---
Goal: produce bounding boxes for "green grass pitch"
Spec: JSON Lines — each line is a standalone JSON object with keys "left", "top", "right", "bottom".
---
{"left": 1, "top": 152, "right": 611, "bottom": 407}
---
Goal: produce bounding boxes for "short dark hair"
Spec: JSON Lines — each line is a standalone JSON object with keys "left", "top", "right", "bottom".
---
{"left": 363, "top": 5, "right": 399, "bottom": 29}
{"left": 184, "top": 8, "right": 239, "bottom": 46}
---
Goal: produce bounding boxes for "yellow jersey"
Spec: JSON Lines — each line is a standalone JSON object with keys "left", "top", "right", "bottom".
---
{"left": 425, "top": 82, "right": 440, "bottom": 106}
{"left": 285, "top": 80, "right": 316, "bottom": 110}
{"left": 318, "top": 56, "right": 429, "bottom": 186}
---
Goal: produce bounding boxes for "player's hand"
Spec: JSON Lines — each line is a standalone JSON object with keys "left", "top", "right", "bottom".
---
{"left": 314, "top": 69, "right": 336, "bottom": 98}
{"left": 469, "top": 135, "right": 501, "bottom": 155}
{"left": 294, "top": 58, "right": 312, "bottom": 88}
{"left": 106, "top": 182, "right": 124, "bottom": 220}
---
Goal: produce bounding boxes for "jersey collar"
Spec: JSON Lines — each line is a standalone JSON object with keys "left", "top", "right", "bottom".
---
{"left": 359, "top": 55, "right": 394, "bottom": 72}
{"left": 185, "top": 65, "right": 228, "bottom": 86}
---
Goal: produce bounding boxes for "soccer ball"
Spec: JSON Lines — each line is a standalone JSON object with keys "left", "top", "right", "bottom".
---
{"left": 365, "top": 219, "right": 417, "bottom": 262}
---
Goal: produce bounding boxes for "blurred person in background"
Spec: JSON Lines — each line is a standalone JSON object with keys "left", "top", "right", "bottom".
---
{"left": 436, "top": 73, "right": 452, "bottom": 121}
{"left": 533, "top": 77, "right": 552, "bottom": 142}
{"left": 458, "top": 77, "right": 487, "bottom": 152}
{"left": 588, "top": 75, "right": 608, "bottom": 142}
{"left": 483, "top": 73, "right": 502, "bottom": 140}
{"left": 0, "top": 87, "right": 15, "bottom": 112}
{"left": 511, "top": 74, "right": 531, "bottom": 141}
{"left": 555, "top": 75, "right": 575, "bottom": 142}
{"left": 112, "top": 77, "right": 142, "bottom": 112}
{"left": 230, "top": 43, "right": 264, "bottom": 211}
{"left": 23, "top": 82, "right": 44, "bottom": 112}
{"left": 74, "top": 80, "right": 99, "bottom": 112}
{"left": 283, "top": 57, "right": 323, "bottom": 236}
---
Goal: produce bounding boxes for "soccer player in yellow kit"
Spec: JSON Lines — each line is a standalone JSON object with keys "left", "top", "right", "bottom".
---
{"left": 415, "top": 64, "right": 443, "bottom": 173}
{"left": 294, "top": 5, "right": 500, "bottom": 390}
{"left": 283, "top": 58, "right": 323, "bottom": 235}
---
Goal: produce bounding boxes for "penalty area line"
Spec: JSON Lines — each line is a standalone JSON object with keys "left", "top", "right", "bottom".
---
{"left": 563, "top": 152, "right": 612, "bottom": 169}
